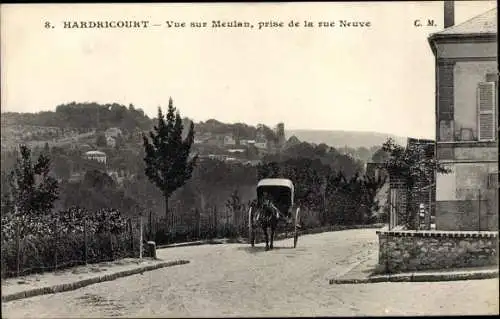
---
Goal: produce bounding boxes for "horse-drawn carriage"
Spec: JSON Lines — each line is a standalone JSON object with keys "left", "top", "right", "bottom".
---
{"left": 248, "top": 178, "right": 301, "bottom": 250}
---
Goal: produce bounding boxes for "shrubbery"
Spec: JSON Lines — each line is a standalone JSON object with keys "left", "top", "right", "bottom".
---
{"left": 1, "top": 207, "right": 139, "bottom": 278}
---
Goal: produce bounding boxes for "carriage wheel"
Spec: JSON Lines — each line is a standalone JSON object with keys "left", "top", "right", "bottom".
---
{"left": 293, "top": 207, "right": 300, "bottom": 248}
{"left": 248, "top": 207, "right": 255, "bottom": 247}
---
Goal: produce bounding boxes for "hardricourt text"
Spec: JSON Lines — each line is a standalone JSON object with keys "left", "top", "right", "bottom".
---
{"left": 62, "top": 19, "right": 372, "bottom": 29}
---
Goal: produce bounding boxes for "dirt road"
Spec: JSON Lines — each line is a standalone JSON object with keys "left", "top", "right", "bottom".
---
{"left": 2, "top": 229, "right": 498, "bottom": 317}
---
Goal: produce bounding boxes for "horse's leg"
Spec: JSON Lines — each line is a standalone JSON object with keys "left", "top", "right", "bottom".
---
{"left": 270, "top": 220, "right": 275, "bottom": 250}
{"left": 262, "top": 224, "right": 269, "bottom": 251}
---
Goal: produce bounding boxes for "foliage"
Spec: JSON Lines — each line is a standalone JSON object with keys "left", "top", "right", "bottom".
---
{"left": 195, "top": 119, "right": 277, "bottom": 142}
{"left": 142, "top": 98, "right": 197, "bottom": 218}
{"left": 1, "top": 206, "right": 136, "bottom": 278}
{"left": 371, "top": 147, "right": 389, "bottom": 163}
{"left": 257, "top": 157, "right": 385, "bottom": 225}
{"left": 381, "top": 138, "right": 445, "bottom": 181}
{"left": 5, "top": 144, "right": 59, "bottom": 217}
{"left": 1, "top": 102, "right": 153, "bottom": 133}
{"left": 225, "top": 189, "right": 245, "bottom": 215}
{"left": 95, "top": 132, "right": 107, "bottom": 147}
{"left": 60, "top": 170, "right": 140, "bottom": 215}
{"left": 380, "top": 138, "right": 449, "bottom": 228}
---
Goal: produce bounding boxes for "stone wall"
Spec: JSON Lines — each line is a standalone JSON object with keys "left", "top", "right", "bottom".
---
{"left": 377, "top": 230, "right": 498, "bottom": 273}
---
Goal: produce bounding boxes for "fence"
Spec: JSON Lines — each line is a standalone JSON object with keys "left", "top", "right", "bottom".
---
{"left": 144, "top": 205, "right": 327, "bottom": 246}
{"left": 1, "top": 216, "right": 143, "bottom": 279}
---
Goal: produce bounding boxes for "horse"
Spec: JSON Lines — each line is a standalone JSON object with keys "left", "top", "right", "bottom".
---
{"left": 254, "top": 199, "right": 281, "bottom": 251}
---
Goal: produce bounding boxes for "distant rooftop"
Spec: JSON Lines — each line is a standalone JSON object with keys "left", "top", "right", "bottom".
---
{"left": 432, "top": 8, "right": 497, "bottom": 37}
{"left": 85, "top": 150, "right": 106, "bottom": 156}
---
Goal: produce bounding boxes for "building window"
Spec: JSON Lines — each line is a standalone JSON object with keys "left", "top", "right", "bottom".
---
{"left": 477, "top": 82, "right": 496, "bottom": 141}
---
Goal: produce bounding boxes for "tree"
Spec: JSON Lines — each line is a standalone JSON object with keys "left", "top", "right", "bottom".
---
{"left": 96, "top": 133, "right": 107, "bottom": 147}
{"left": 52, "top": 155, "right": 71, "bottom": 180}
{"left": 371, "top": 147, "right": 389, "bottom": 163}
{"left": 142, "top": 98, "right": 197, "bottom": 221}
{"left": 7, "top": 144, "right": 59, "bottom": 216}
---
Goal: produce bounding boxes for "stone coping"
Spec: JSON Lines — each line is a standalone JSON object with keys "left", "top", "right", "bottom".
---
{"left": 376, "top": 230, "right": 498, "bottom": 238}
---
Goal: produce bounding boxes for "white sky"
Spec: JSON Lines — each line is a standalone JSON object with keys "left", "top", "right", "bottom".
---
{"left": 1, "top": 1, "right": 497, "bottom": 138}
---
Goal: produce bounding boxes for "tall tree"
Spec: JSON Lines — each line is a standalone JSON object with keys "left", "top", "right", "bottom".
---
{"left": 7, "top": 144, "right": 59, "bottom": 216}
{"left": 142, "top": 98, "right": 197, "bottom": 220}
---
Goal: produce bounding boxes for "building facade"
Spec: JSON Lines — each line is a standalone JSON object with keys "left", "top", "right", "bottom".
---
{"left": 84, "top": 150, "right": 107, "bottom": 164}
{"left": 428, "top": 5, "right": 498, "bottom": 230}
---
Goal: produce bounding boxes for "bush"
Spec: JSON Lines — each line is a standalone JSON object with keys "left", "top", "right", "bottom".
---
{"left": 0, "top": 207, "right": 138, "bottom": 278}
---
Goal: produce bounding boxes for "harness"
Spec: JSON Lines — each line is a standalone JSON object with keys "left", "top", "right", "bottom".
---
{"left": 255, "top": 199, "right": 281, "bottom": 223}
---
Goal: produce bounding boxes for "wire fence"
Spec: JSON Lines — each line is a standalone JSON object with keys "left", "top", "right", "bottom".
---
{"left": 1, "top": 216, "right": 143, "bottom": 279}
{"left": 1, "top": 202, "right": 386, "bottom": 279}
{"left": 144, "top": 205, "right": 334, "bottom": 246}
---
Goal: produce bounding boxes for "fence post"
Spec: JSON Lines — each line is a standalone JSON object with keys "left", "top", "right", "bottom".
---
{"left": 84, "top": 218, "right": 88, "bottom": 265}
{"left": 110, "top": 231, "right": 114, "bottom": 261}
{"left": 197, "top": 208, "right": 201, "bottom": 240}
{"left": 54, "top": 219, "right": 58, "bottom": 272}
{"left": 214, "top": 205, "right": 218, "bottom": 238}
{"left": 478, "top": 189, "right": 482, "bottom": 231}
{"left": 139, "top": 216, "right": 143, "bottom": 260}
{"left": 128, "top": 218, "right": 133, "bottom": 255}
{"left": 149, "top": 211, "right": 153, "bottom": 241}
{"left": 16, "top": 221, "right": 21, "bottom": 277}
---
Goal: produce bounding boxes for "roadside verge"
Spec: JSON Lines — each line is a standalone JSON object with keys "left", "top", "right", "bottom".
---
{"left": 2, "top": 258, "right": 189, "bottom": 302}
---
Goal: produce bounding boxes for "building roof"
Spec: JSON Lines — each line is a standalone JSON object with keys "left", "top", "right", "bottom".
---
{"left": 85, "top": 150, "right": 106, "bottom": 156}
{"left": 431, "top": 8, "right": 497, "bottom": 37}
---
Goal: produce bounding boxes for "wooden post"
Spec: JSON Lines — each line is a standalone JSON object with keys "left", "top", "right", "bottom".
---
{"left": 478, "top": 189, "right": 481, "bottom": 231}
{"left": 197, "top": 208, "right": 201, "bottom": 240}
{"left": 428, "top": 183, "right": 432, "bottom": 230}
{"left": 149, "top": 211, "right": 153, "bottom": 241}
{"left": 16, "top": 221, "right": 21, "bottom": 277}
{"left": 139, "top": 216, "right": 143, "bottom": 259}
{"left": 84, "top": 219, "right": 88, "bottom": 265}
{"left": 214, "top": 205, "right": 218, "bottom": 238}
{"left": 110, "top": 231, "right": 114, "bottom": 261}
{"left": 54, "top": 219, "right": 58, "bottom": 271}
{"left": 128, "top": 218, "right": 133, "bottom": 255}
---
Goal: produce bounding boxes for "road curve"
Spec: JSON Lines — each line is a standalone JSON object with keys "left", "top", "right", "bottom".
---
{"left": 2, "top": 229, "right": 498, "bottom": 317}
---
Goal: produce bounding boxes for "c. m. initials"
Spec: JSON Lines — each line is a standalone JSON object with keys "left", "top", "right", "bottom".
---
{"left": 414, "top": 19, "right": 437, "bottom": 27}
{"left": 427, "top": 19, "right": 436, "bottom": 26}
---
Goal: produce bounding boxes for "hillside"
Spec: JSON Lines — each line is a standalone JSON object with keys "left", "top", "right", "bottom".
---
{"left": 286, "top": 129, "right": 407, "bottom": 149}
{"left": 1, "top": 103, "right": 404, "bottom": 155}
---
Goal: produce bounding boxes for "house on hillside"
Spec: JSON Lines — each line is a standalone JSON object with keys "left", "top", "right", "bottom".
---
{"left": 105, "top": 127, "right": 122, "bottom": 138}
{"left": 428, "top": 4, "right": 498, "bottom": 231}
{"left": 84, "top": 150, "right": 107, "bottom": 165}
{"left": 223, "top": 135, "right": 236, "bottom": 146}
{"left": 254, "top": 139, "right": 268, "bottom": 150}
{"left": 228, "top": 148, "right": 246, "bottom": 155}
{"left": 106, "top": 135, "right": 116, "bottom": 148}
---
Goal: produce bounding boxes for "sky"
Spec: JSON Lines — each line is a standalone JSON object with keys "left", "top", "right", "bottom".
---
{"left": 1, "top": 1, "right": 497, "bottom": 138}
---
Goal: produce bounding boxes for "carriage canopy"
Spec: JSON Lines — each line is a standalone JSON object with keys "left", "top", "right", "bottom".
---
{"left": 256, "top": 178, "right": 294, "bottom": 214}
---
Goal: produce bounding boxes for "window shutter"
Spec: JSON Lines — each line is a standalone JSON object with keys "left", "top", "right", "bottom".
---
{"left": 477, "top": 82, "right": 496, "bottom": 141}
